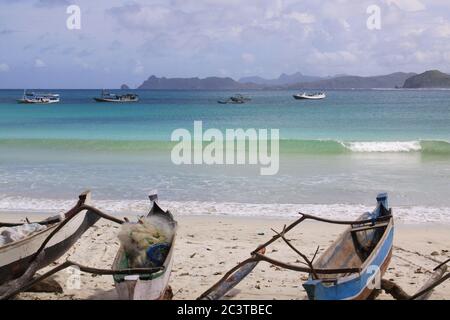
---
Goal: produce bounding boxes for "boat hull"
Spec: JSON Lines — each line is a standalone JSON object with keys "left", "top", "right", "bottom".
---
{"left": 303, "top": 228, "right": 393, "bottom": 300}
{"left": 93, "top": 98, "right": 139, "bottom": 103}
{"left": 112, "top": 200, "right": 177, "bottom": 300}
{"left": 17, "top": 99, "right": 59, "bottom": 104}
{"left": 293, "top": 94, "right": 326, "bottom": 100}
{"left": 113, "top": 244, "right": 175, "bottom": 300}
{"left": 0, "top": 210, "right": 99, "bottom": 284}
{"left": 303, "top": 194, "right": 394, "bottom": 300}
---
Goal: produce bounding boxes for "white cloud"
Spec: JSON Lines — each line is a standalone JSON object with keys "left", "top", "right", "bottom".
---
{"left": 218, "top": 68, "right": 229, "bottom": 76}
{"left": 74, "top": 58, "right": 91, "bottom": 70}
{"left": 133, "top": 61, "right": 144, "bottom": 75}
{"left": 241, "top": 53, "right": 255, "bottom": 64}
{"left": 108, "top": 4, "right": 183, "bottom": 31}
{"left": 414, "top": 51, "right": 441, "bottom": 63}
{"left": 285, "top": 12, "right": 316, "bottom": 24}
{"left": 432, "top": 23, "right": 450, "bottom": 38}
{"left": 386, "top": 0, "right": 426, "bottom": 12}
{"left": 34, "top": 58, "right": 46, "bottom": 68}
{"left": 339, "top": 19, "right": 351, "bottom": 32}
{"left": 264, "top": 0, "right": 283, "bottom": 19}
{"left": 0, "top": 63, "right": 9, "bottom": 72}
{"left": 308, "top": 50, "right": 358, "bottom": 65}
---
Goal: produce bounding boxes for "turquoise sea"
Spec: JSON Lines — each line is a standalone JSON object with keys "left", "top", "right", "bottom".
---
{"left": 0, "top": 89, "right": 449, "bottom": 223}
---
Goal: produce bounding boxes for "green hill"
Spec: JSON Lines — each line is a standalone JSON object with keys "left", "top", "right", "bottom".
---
{"left": 403, "top": 70, "right": 450, "bottom": 88}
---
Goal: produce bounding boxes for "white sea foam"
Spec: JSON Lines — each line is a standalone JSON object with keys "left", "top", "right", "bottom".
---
{"left": 0, "top": 196, "right": 449, "bottom": 224}
{"left": 342, "top": 141, "right": 422, "bottom": 153}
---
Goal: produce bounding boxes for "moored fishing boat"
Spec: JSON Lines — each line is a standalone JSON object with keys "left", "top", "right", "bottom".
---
{"left": 17, "top": 90, "right": 60, "bottom": 104}
{"left": 0, "top": 191, "right": 99, "bottom": 285}
{"left": 112, "top": 194, "right": 177, "bottom": 300}
{"left": 217, "top": 94, "right": 251, "bottom": 104}
{"left": 94, "top": 90, "right": 139, "bottom": 103}
{"left": 293, "top": 92, "right": 326, "bottom": 100}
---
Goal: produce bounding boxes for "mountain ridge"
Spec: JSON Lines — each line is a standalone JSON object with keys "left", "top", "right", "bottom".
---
{"left": 137, "top": 72, "right": 428, "bottom": 90}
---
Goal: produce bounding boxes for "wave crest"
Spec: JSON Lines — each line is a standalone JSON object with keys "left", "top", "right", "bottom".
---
{"left": 342, "top": 141, "right": 422, "bottom": 153}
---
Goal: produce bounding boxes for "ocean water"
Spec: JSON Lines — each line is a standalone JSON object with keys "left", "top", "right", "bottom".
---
{"left": 0, "top": 89, "right": 449, "bottom": 223}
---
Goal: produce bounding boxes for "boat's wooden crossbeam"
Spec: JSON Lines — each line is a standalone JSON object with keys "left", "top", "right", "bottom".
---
{"left": 253, "top": 253, "right": 361, "bottom": 274}
{"left": 350, "top": 222, "right": 390, "bottom": 233}
{"left": 252, "top": 212, "right": 392, "bottom": 255}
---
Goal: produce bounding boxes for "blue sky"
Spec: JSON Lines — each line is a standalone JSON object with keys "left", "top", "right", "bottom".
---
{"left": 1, "top": 0, "right": 450, "bottom": 88}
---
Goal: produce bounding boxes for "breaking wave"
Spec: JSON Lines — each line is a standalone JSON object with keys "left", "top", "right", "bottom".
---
{"left": 283, "top": 139, "right": 450, "bottom": 154}
{"left": 0, "top": 138, "right": 449, "bottom": 155}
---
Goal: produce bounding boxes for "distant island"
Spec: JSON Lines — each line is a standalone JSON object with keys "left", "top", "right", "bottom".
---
{"left": 403, "top": 70, "right": 450, "bottom": 88}
{"left": 120, "top": 84, "right": 130, "bottom": 90}
{"left": 136, "top": 70, "right": 450, "bottom": 90}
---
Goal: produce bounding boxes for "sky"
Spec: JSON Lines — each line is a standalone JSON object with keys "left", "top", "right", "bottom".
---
{"left": 1, "top": 0, "right": 450, "bottom": 88}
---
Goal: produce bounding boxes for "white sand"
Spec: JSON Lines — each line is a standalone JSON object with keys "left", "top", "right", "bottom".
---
{"left": 1, "top": 213, "right": 448, "bottom": 300}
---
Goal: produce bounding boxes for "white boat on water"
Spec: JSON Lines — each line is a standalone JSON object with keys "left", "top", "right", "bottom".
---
{"left": 293, "top": 92, "right": 326, "bottom": 100}
{"left": 17, "top": 91, "right": 60, "bottom": 104}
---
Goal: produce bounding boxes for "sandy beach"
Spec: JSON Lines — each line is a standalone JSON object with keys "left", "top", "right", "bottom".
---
{"left": 1, "top": 213, "right": 448, "bottom": 300}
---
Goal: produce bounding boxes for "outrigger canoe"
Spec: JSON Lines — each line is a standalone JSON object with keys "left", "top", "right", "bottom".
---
{"left": 0, "top": 191, "right": 99, "bottom": 285}
{"left": 199, "top": 193, "right": 394, "bottom": 301}
{"left": 303, "top": 193, "right": 394, "bottom": 300}
{"left": 0, "top": 193, "right": 167, "bottom": 300}
{"left": 112, "top": 194, "right": 177, "bottom": 300}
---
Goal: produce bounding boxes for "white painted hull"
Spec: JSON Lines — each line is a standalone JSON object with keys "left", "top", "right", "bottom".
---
{"left": 113, "top": 232, "right": 176, "bottom": 300}
{"left": 0, "top": 209, "right": 98, "bottom": 284}
{"left": 293, "top": 93, "right": 326, "bottom": 100}
{"left": 17, "top": 99, "right": 59, "bottom": 104}
{"left": 114, "top": 250, "right": 175, "bottom": 300}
